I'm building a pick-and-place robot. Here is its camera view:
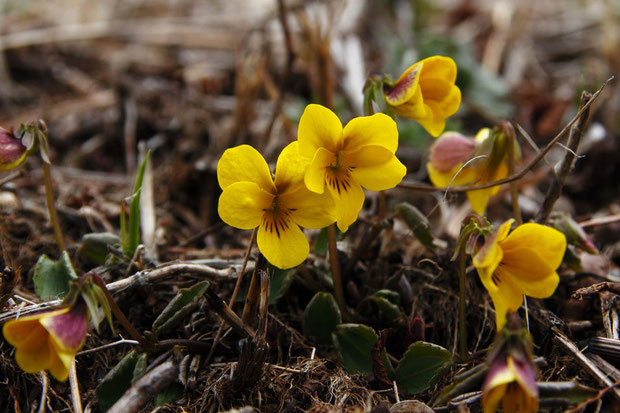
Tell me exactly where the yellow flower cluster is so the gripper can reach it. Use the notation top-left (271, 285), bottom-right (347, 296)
top-left (218, 105), bottom-right (407, 269)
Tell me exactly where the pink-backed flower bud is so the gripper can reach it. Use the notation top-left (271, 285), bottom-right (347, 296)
top-left (0, 127), bottom-right (28, 170)
top-left (429, 131), bottom-right (477, 173)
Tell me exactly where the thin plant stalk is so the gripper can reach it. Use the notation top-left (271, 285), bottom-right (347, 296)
top-left (328, 223), bottom-right (347, 318)
top-left (90, 274), bottom-right (150, 350)
top-left (68, 359), bottom-right (83, 413)
top-left (506, 125), bottom-right (522, 225)
top-left (459, 248), bottom-right (468, 361)
top-left (42, 162), bottom-right (65, 252)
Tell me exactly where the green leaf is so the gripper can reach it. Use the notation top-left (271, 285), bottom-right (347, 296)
top-left (314, 227), bottom-right (329, 255)
top-left (124, 150), bottom-right (150, 257)
top-left (97, 351), bottom-right (146, 412)
top-left (80, 232), bottom-right (121, 264)
top-left (33, 251), bottom-right (78, 301)
top-left (538, 381), bottom-right (597, 404)
top-left (152, 281), bottom-right (209, 336)
top-left (303, 292), bottom-right (342, 342)
top-left (235, 264), bottom-right (294, 305)
top-left (155, 382), bottom-right (184, 406)
top-left (395, 341), bottom-right (452, 394)
top-left (332, 323), bottom-right (378, 374)
top-left (396, 203), bottom-right (435, 250)
top-left (371, 294), bottom-right (403, 326)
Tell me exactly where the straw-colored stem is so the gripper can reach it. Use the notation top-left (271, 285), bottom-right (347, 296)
top-left (459, 248), bottom-right (468, 361)
top-left (68, 359), bottom-right (83, 413)
top-left (328, 223), bottom-right (347, 318)
top-left (42, 162), bottom-right (65, 252)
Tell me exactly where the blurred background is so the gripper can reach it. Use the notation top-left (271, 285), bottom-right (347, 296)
top-left (0, 0), bottom-right (618, 256)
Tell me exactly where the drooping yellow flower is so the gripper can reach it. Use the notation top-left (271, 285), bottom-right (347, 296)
top-left (297, 104), bottom-right (407, 232)
top-left (384, 56), bottom-right (461, 137)
top-left (218, 142), bottom-right (336, 269)
top-left (473, 219), bottom-right (566, 330)
top-left (482, 354), bottom-right (539, 413)
top-left (427, 128), bottom-right (514, 215)
top-left (3, 301), bottom-right (88, 381)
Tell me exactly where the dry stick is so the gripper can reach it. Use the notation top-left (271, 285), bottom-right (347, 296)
top-left (0, 169), bottom-right (22, 187)
top-left (241, 254), bottom-right (267, 324)
top-left (37, 372), bottom-right (48, 413)
top-left (552, 326), bottom-right (620, 402)
top-left (42, 162), bottom-right (66, 252)
top-left (107, 360), bottom-right (177, 413)
top-left (398, 77), bottom-right (611, 194)
top-left (536, 91), bottom-right (593, 224)
top-left (68, 359), bottom-right (82, 413)
top-left (204, 287), bottom-right (255, 339)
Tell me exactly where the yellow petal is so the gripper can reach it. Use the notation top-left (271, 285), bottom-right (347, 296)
top-left (350, 154), bottom-right (407, 191)
top-left (483, 384), bottom-right (508, 413)
top-left (480, 269), bottom-right (524, 330)
top-left (257, 217), bottom-right (309, 269)
top-left (298, 104), bottom-right (343, 157)
top-left (427, 162), bottom-right (476, 188)
top-left (217, 145), bottom-right (276, 193)
top-left (384, 62), bottom-right (422, 106)
top-left (304, 147), bottom-right (335, 194)
top-left (218, 182), bottom-right (274, 229)
top-left (279, 187), bottom-right (336, 229)
top-left (391, 87), bottom-right (428, 120)
top-left (416, 100), bottom-right (447, 137)
top-left (47, 341), bottom-right (72, 381)
top-left (328, 181), bottom-right (365, 232)
top-left (466, 187), bottom-right (494, 215)
top-left (418, 56), bottom-right (458, 83)
top-left (473, 219), bottom-right (513, 271)
top-left (274, 142), bottom-right (309, 193)
top-left (342, 113), bottom-right (399, 153)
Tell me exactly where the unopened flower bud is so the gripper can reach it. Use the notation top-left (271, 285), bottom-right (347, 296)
top-left (429, 132), bottom-right (477, 173)
top-left (551, 212), bottom-right (598, 254)
top-left (0, 127), bottom-right (28, 171)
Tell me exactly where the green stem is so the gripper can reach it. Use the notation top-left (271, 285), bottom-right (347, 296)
top-left (327, 223), bottom-right (348, 319)
top-left (459, 248), bottom-right (468, 361)
top-left (91, 274), bottom-right (151, 350)
top-left (42, 162), bottom-right (65, 252)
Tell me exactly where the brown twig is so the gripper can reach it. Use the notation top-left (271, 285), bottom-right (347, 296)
top-left (398, 78), bottom-right (611, 193)
top-left (107, 360), bottom-right (178, 413)
top-left (536, 91), bottom-right (592, 223)
top-left (204, 287), bottom-right (255, 339)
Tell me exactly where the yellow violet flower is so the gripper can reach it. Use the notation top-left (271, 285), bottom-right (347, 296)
top-left (297, 104), bottom-right (407, 232)
top-left (482, 354), bottom-right (538, 413)
top-left (384, 56), bottom-right (461, 137)
top-left (473, 219), bottom-right (566, 330)
top-left (3, 301), bottom-right (88, 381)
top-left (218, 142), bottom-right (336, 269)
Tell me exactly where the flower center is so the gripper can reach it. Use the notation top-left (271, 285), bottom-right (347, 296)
top-left (261, 197), bottom-right (294, 239)
top-left (326, 151), bottom-right (355, 194)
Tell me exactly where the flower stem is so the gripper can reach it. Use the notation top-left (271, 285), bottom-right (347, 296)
top-left (459, 247), bottom-right (468, 361)
top-left (90, 274), bottom-right (151, 350)
top-left (42, 162), bottom-right (65, 252)
top-left (327, 223), bottom-right (348, 319)
top-left (506, 124), bottom-right (522, 226)
top-left (68, 359), bottom-right (83, 413)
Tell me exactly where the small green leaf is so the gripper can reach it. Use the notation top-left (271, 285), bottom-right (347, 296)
top-left (152, 281), bottom-right (209, 336)
top-left (314, 228), bottom-right (328, 255)
top-left (155, 382), bottom-right (184, 406)
top-left (332, 323), bottom-right (378, 374)
top-left (97, 351), bottom-right (146, 412)
top-left (33, 251), bottom-right (78, 300)
top-left (396, 203), bottom-right (435, 250)
top-left (132, 353), bottom-right (147, 384)
top-left (124, 150), bottom-right (150, 257)
top-left (80, 232), bottom-right (121, 264)
top-left (303, 292), bottom-right (342, 342)
top-left (538, 381), bottom-right (597, 404)
top-left (371, 296), bottom-right (403, 326)
top-left (395, 341), bottom-right (452, 394)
